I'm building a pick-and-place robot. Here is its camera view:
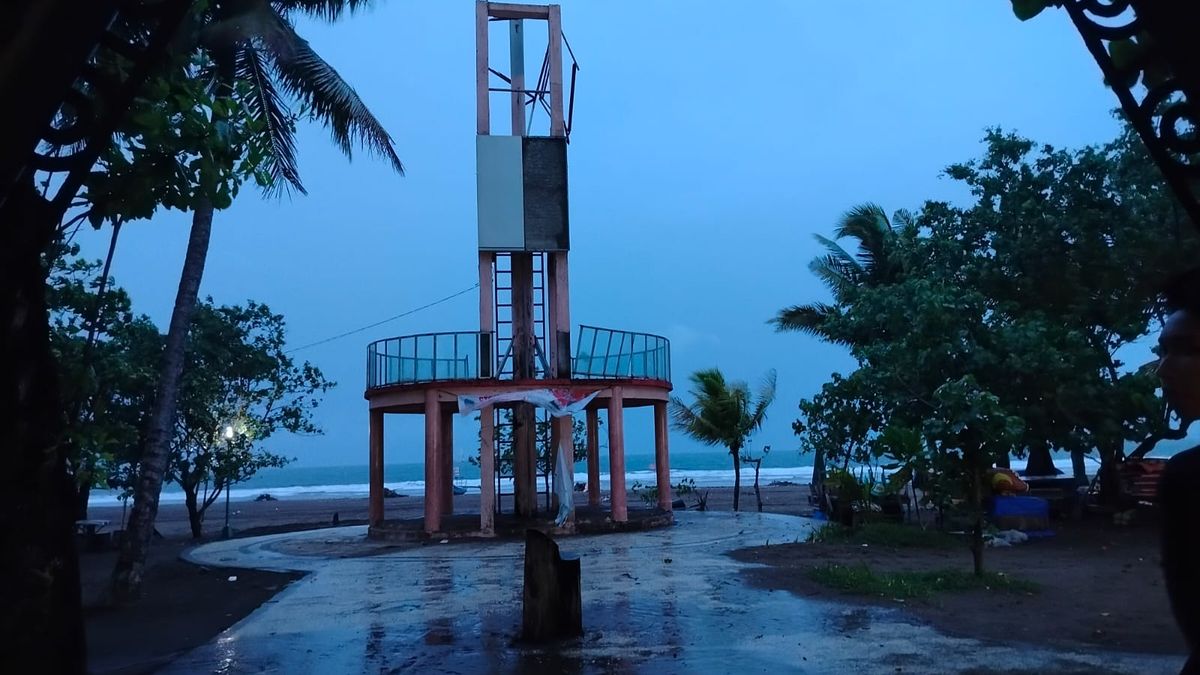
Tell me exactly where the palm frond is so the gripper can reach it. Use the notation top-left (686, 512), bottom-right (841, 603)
top-left (808, 254), bottom-right (858, 297)
top-left (835, 202), bottom-right (892, 273)
top-left (669, 396), bottom-right (723, 445)
top-left (835, 202), bottom-right (890, 242)
top-left (769, 302), bottom-right (843, 340)
top-left (268, 17), bottom-right (404, 174)
top-left (236, 45), bottom-right (305, 194)
top-left (272, 0), bottom-right (374, 22)
top-left (748, 369), bottom-right (777, 431)
top-left (813, 234), bottom-right (862, 273)
top-left (690, 368), bottom-right (729, 403)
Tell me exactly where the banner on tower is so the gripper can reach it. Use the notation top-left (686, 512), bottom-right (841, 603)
top-left (457, 388), bottom-right (599, 417)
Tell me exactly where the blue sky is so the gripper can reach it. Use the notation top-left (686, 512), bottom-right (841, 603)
top-left (76, 1), bottom-right (1129, 467)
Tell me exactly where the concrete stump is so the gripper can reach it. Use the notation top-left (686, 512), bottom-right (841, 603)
top-left (521, 529), bottom-right (582, 642)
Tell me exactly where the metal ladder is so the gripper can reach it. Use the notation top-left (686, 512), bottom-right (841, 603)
top-left (493, 252), bottom-right (549, 379)
top-left (491, 252), bottom-right (550, 514)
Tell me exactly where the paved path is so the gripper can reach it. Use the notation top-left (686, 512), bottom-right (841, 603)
top-left (166, 512), bottom-right (1184, 674)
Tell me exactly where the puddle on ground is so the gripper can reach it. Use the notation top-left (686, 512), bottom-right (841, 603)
top-left (831, 607), bottom-right (873, 634)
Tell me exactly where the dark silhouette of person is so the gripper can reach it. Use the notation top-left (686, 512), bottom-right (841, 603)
top-left (1157, 270), bottom-right (1200, 674)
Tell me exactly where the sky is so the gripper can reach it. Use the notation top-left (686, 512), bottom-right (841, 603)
top-left (75, 1), bottom-right (1132, 468)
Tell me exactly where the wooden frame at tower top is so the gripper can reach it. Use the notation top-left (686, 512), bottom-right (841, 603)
top-left (476, 2), bottom-right (565, 138)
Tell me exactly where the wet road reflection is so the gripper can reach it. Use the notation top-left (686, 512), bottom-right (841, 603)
top-left (164, 512), bottom-right (1183, 675)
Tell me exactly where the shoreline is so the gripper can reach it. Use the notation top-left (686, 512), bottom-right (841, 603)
top-left (83, 456), bottom-right (1103, 508)
top-left (85, 484), bottom-right (815, 540)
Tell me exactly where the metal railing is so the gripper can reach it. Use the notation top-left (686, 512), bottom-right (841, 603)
top-left (366, 325), bottom-right (672, 389)
top-left (571, 324), bottom-right (671, 382)
top-left (367, 331), bottom-right (491, 389)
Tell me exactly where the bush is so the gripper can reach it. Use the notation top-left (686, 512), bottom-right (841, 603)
top-left (807, 522), bottom-right (960, 549)
top-left (631, 478), bottom-right (697, 505)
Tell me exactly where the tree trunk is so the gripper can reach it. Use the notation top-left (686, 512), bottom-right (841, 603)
top-left (1095, 439), bottom-right (1124, 508)
top-left (75, 481), bottom-right (92, 522)
top-left (75, 220), bottom-right (122, 401)
top-left (731, 449), bottom-right (741, 512)
top-left (184, 487), bottom-right (203, 540)
top-left (970, 463), bottom-right (985, 576)
top-left (752, 459), bottom-right (763, 512)
top-left (1070, 448), bottom-right (1089, 487)
top-left (112, 198), bottom-right (214, 601)
top-left (812, 444), bottom-right (826, 494)
top-left (0, 180), bottom-right (86, 673)
top-left (1024, 445), bottom-right (1059, 476)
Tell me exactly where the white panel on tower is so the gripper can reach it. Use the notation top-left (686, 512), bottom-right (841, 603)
top-left (476, 135), bottom-right (525, 251)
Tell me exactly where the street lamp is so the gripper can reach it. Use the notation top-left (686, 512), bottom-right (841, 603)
top-left (222, 424), bottom-right (234, 539)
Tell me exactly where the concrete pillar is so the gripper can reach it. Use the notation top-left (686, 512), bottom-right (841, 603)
top-left (369, 409), bottom-right (384, 526)
top-left (479, 251), bottom-right (495, 377)
top-left (513, 405), bottom-right (537, 517)
top-left (607, 387), bottom-right (627, 522)
top-left (441, 408), bottom-right (455, 515)
top-left (586, 407), bottom-right (600, 507)
top-left (480, 406), bottom-right (495, 534)
top-left (654, 401), bottom-right (672, 512)
top-left (548, 251), bottom-right (571, 377)
top-left (424, 389), bottom-right (442, 534)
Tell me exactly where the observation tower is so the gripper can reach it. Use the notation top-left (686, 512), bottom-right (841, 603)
top-left (364, 2), bottom-right (674, 538)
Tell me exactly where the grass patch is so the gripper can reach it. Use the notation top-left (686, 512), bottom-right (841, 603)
top-left (807, 563), bottom-right (1038, 599)
top-left (806, 522), bottom-right (960, 548)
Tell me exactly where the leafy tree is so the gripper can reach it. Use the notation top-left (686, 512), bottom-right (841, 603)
top-left (111, 59), bottom-right (281, 599)
top-left (46, 248), bottom-right (161, 520)
top-left (779, 126), bottom-right (1197, 526)
top-left (115, 0), bottom-right (403, 600)
top-left (920, 126), bottom-right (1194, 489)
top-left (669, 368), bottom-right (777, 512)
top-left (169, 300), bottom-right (332, 538)
top-left (794, 371), bottom-right (881, 500)
top-left (922, 377), bottom-right (1024, 575)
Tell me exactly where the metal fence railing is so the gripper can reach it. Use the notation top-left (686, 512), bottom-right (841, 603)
top-left (571, 324), bottom-right (671, 382)
top-left (366, 325), bottom-right (671, 389)
top-left (367, 331), bottom-right (491, 389)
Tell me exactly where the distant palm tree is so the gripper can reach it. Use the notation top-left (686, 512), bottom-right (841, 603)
top-left (770, 203), bottom-right (906, 342)
top-left (113, 0), bottom-right (403, 601)
top-left (670, 368), bottom-right (777, 512)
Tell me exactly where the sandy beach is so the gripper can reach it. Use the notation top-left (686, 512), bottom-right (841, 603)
top-left (84, 484), bottom-right (815, 540)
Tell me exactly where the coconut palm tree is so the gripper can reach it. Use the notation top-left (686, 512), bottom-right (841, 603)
top-left (770, 203), bottom-right (906, 342)
top-left (669, 368), bottom-right (777, 512)
top-left (113, 0), bottom-right (403, 601)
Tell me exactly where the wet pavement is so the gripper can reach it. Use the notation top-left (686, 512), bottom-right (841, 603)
top-left (166, 512), bottom-right (1184, 674)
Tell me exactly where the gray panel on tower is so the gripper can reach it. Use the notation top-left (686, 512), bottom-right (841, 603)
top-left (522, 137), bottom-right (570, 251)
top-left (476, 135), bottom-right (525, 251)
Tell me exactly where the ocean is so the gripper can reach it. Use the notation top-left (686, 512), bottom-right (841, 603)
top-left (86, 450), bottom-right (1106, 507)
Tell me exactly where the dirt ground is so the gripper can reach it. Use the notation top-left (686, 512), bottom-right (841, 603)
top-left (730, 513), bottom-right (1188, 656)
top-left (80, 540), bottom-right (304, 675)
